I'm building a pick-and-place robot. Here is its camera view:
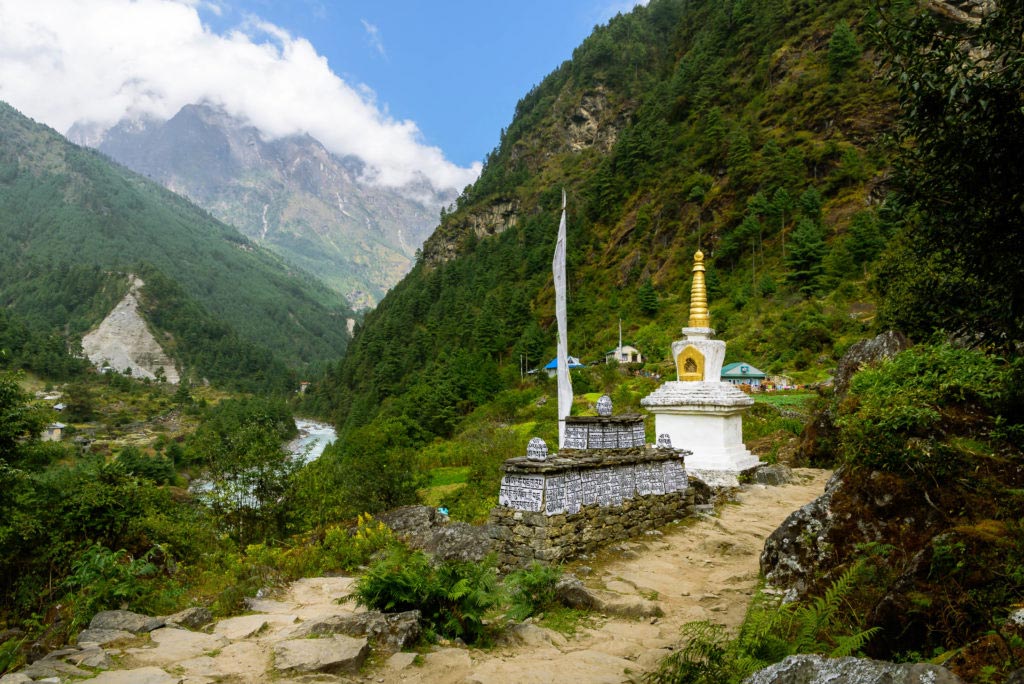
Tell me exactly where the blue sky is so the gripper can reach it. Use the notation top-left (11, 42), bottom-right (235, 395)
top-left (0, 0), bottom-right (643, 191)
top-left (203, 1), bottom-right (640, 166)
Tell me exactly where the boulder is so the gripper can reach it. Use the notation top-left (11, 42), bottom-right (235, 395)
top-left (552, 575), bottom-right (663, 617)
top-left (294, 610), bottom-right (421, 652)
top-left (17, 659), bottom-right (91, 680)
top-left (272, 635), bottom-right (369, 675)
top-left (752, 464), bottom-right (793, 486)
top-left (164, 607), bottom-right (212, 630)
top-left (833, 330), bottom-right (911, 398)
top-left (760, 471), bottom-right (842, 600)
top-left (553, 575), bottom-right (602, 611)
top-left (84, 666), bottom-right (182, 684)
top-left (89, 610), bottom-right (165, 634)
top-left (0, 674), bottom-right (33, 684)
top-left (743, 654), bottom-right (963, 683)
top-left (75, 628), bottom-right (137, 647)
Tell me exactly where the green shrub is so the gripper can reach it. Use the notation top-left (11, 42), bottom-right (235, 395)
top-left (352, 546), bottom-right (501, 644)
top-left (505, 562), bottom-right (563, 621)
top-left (836, 344), bottom-right (1014, 476)
top-left (320, 514), bottom-right (396, 572)
top-left (646, 562), bottom-right (878, 683)
top-left (60, 543), bottom-right (162, 632)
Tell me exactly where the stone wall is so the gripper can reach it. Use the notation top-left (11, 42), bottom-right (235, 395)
top-left (488, 447), bottom-right (695, 568)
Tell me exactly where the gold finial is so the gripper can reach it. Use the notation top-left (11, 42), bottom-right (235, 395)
top-left (688, 250), bottom-right (710, 328)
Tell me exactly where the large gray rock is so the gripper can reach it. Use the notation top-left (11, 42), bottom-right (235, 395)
top-left (84, 666), bottom-right (182, 684)
top-left (89, 609), bottom-right (165, 634)
top-left (17, 659), bottom-right (91, 680)
top-left (295, 610), bottom-right (421, 652)
top-left (75, 628), bottom-right (137, 647)
top-left (272, 635), bottom-right (369, 675)
top-left (753, 464), bottom-right (793, 486)
top-left (743, 654), bottom-right (963, 683)
top-left (0, 673), bottom-right (33, 683)
top-left (378, 505), bottom-right (495, 563)
top-left (833, 330), bottom-right (911, 398)
top-left (554, 575), bottom-right (602, 611)
top-left (553, 575), bottom-right (663, 617)
top-left (164, 606), bottom-right (212, 630)
top-left (760, 471), bottom-right (842, 600)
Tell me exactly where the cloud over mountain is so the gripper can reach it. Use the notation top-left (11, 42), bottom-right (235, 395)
top-left (0, 0), bottom-right (480, 191)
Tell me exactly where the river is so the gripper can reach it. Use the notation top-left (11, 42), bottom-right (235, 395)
top-left (287, 418), bottom-right (337, 463)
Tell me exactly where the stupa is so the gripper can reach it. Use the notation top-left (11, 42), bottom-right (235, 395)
top-left (640, 250), bottom-right (760, 486)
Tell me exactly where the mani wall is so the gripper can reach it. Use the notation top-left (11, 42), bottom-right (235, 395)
top-left (488, 412), bottom-right (695, 568)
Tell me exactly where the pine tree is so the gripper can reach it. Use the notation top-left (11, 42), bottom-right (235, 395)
top-left (786, 218), bottom-right (826, 296)
top-left (637, 280), bottom-right (659, 316)
top-left (828, 20), bottom-right (861, 81)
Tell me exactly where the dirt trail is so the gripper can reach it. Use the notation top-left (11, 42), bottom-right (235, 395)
top-left (75, 469), bottom-right (829, 684)
top-left (392, 468), bottom-right (830, 684)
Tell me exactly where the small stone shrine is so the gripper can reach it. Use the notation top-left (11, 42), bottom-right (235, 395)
top-left (488, 397), bottom-right (694, 568)
top-left (641, 251), bottom-right (760, 487)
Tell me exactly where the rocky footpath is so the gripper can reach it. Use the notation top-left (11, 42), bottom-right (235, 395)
top-left (3, 470), bottom-right (833, 684)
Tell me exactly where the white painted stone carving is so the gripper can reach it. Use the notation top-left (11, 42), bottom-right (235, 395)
top-left (526, 437), bottom-right (549, 462)
top-left (596, 395), bottom-right (613, 417)
top-left (499, 474), bottom-right (545, 512)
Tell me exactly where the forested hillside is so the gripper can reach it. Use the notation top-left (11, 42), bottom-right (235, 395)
top-left (314, 0), bottom-right (894, 436)
top-left (0, 102), bottom-right (352, 384)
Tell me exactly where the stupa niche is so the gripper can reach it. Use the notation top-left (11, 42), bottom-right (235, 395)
top-left (641, 250), bottom-right (760, 487)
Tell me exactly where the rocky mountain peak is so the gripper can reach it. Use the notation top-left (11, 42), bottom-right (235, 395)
top-left (68, 103), bottom-right (450, 308)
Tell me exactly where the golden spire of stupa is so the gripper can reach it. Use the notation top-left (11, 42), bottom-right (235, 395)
top-left (687, 250), bottom-right (710, 328)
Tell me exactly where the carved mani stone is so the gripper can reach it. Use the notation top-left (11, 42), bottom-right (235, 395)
top-left (657, 433), bottom-right (673, 449)
top-left (526, 437), bottom-right (549, 462)
top-left (596, 395), bottom-right (613, 417)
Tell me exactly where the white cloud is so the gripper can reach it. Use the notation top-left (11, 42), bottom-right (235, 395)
top-left (360, 19), bottom-right (386, 58)
top-left (0, 0), bottom-right (480, 191)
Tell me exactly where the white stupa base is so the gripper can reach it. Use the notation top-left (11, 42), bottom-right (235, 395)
top-left (641, 381), bottom-right (761, 488)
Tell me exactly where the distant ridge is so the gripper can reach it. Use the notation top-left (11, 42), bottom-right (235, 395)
top-left (71, 103), bottom-right (454, 308)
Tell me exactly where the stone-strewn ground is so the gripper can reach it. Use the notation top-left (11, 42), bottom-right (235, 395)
top-left (4, 469), bottom-right (830, 684)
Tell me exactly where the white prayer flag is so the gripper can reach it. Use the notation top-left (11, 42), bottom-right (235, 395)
top-left (553, 189), bottom-right (573, 448)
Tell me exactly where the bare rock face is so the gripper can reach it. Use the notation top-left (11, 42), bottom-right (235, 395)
top-left (760, 471), bottom-right (842, 600)
top-left (565, 89), bottom-right (620, 152)
top-left (833, 330), bottom-right (911, 397)
top-left (743, 654), bottom-right (964, 683)
top-left (378, 505), bottom-right (495, 563)
top-left (81, 277), bottom-right (179, 384)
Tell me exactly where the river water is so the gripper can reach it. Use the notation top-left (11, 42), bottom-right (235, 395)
top-left (287, 418), bottom-right (338, 463)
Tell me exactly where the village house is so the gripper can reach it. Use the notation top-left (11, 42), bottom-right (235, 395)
top-left (721, 362), bottom-right (767, 387)
top-left (604, 344), bottom-right (643, 364)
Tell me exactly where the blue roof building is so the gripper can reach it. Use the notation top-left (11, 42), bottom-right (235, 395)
top-left (544, 356), bottom-right (584, 377)
top-left (721, 362), bottom-right (767, 387)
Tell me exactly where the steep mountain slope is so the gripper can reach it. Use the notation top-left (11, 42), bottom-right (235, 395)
top-left (314, 0), bottom-right (894, 435)
top-left (71, 104), bottom-right (450, 308)
top-left (0, 101), bottom-right (351, 381)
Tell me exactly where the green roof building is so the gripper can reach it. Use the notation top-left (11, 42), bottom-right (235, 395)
top-left (721, 362), bottom-right (767, 387)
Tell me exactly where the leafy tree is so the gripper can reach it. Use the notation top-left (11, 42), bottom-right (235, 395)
top-left (0, 375), bottom-right (46, 463)
top-left (875, 2), bottom-right (1024, 347)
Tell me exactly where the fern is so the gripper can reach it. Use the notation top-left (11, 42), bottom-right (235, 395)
top-left (648, 562), bottom-right (881, 683)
